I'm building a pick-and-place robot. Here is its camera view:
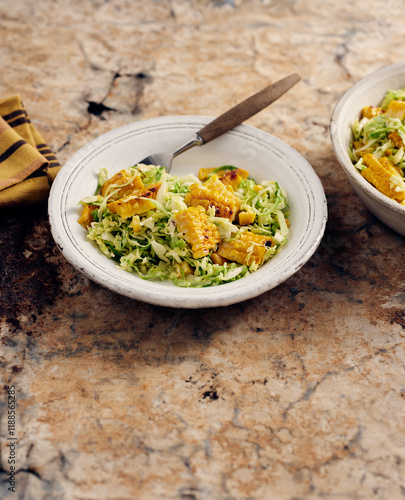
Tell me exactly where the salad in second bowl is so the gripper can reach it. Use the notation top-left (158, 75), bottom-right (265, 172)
top-left (350, 88), bottom-right (405, 205)
top-left (78, 164), bottom-right (290, 287)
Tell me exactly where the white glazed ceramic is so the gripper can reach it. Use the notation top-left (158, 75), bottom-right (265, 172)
top-left (49, 116), bottom-right (327, 308)
top-left (330, 61), bottom-right (405, 236)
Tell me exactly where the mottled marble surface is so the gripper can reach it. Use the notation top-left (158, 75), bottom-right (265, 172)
top-left (1, 1), bottom-right (405, 499)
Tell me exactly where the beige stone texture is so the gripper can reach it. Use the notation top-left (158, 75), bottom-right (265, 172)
top-left (0, 1), bottom-right (405, 499)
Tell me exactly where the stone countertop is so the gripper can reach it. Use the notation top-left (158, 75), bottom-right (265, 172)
top-left (1, 1), bottom-right (404, 499)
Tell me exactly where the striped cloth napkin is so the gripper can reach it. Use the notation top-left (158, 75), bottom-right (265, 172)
top-left (0, 95), bottom-right (61, 207)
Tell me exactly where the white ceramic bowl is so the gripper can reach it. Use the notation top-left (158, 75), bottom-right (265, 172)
top-left (49, 116), bottom-right (327, 308)
top-left (330, 61), bottom-right (405, 236)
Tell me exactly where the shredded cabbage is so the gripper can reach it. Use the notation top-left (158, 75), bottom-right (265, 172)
top-left (349, 89), bottom-right (405, 195)
top-left (78, 164), bottom-right (290, 287)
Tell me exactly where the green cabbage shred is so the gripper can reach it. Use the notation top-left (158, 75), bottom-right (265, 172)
top-left (350, 89), bottom-right (405, 177)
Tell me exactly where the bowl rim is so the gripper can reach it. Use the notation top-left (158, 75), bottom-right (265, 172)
top-left (49, 115), bottom-right (328, 308)
top-left (330, 61), bottom-right (405, 216)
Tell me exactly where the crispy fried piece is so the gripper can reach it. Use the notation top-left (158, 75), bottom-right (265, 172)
top-left (173, 206), bottom-right (221, 259)
top-left (385, 100), bottom-right (405, 120)
top-left (362, 153), bottom-right (405, 204)
top-left (100, 169), bottom-right (144, 200)
top-left (388, 131), bottom-right (403, 149)
top-left (184, 175), bottom-right (241, 221)
top-left (361, 106), bottom-right (383, 119)
top-left (107, 182), bottom-right (162, 218)
top-left (217, 231), bottom-right (273, 267)
top-left (198, 167), bottom-right (249, 189)
top-left (238, 211), bottom-right (256, 226)
top-left (78, 204), bottom-right (98, 228)
top-left (218, 168), bottom-right (249, 189)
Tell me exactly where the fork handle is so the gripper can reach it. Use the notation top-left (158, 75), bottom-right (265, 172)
top-left (196, 73), bottom-right (301, 144)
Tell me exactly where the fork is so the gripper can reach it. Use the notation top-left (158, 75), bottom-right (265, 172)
top-left (137, 73), bottom-right (301, 171)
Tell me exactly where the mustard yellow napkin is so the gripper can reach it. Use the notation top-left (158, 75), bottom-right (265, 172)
top-left (0, 95), bottom-right (61, 207)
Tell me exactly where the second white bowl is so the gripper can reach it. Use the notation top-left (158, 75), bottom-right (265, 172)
top-left (330, 61), bottom-right (405, 236)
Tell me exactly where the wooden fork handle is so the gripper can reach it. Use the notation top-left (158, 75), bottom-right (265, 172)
top-left (197, 73), bottom-right (301, 144)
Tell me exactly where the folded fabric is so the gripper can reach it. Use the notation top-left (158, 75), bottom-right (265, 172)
top-left (0, 94), bottom-right (61, 207)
